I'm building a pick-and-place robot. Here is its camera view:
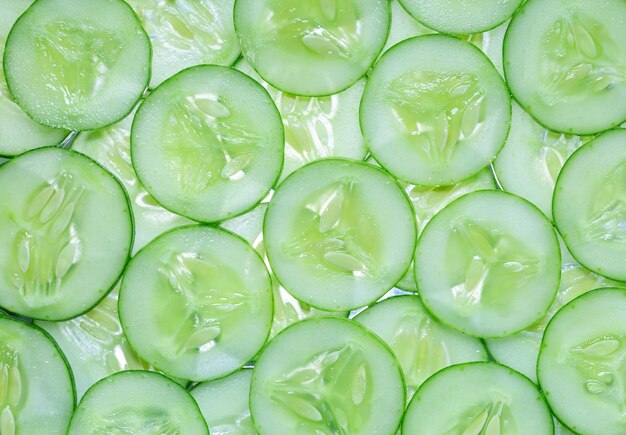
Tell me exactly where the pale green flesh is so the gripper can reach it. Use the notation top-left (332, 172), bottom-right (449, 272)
top-left (234, 0), bottom-right (389, 96)
top-left (251, 317), bottom-right (405, 434)
top-left (415, 190), bottom-right (561, 337)
top-left (68, 371), bottom-right (207, 435)
top-left (119, 225), bottom-right (273, 381)
top-left (131, 65), bottom-right (284, 223)
top-left (0, 148), bottom-right (132, 320)
top-left (402, 363), bottom-right (553, 435)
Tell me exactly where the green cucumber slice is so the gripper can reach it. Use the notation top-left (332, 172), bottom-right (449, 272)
top-left (67, 371), bottom-right (207, 434)
top-left (354, 295), bottom-right (488, 399)
top-left (234, 0), bottom-right (390, 96)
top-left (415, 190), bottom-right (561, 337)
top-left (0, 316), bottom-right (75, 435)
top-left (0, 147), bottom-right (133, 320)
top-left (119, 225), bottom-right (273, 381)
top-left (250, 317), bottom-right (405, 434)
top-left (402, 362), bottom-right (553, 435)
top-left (264, 159), bottom-right (416, 311)
top-left (553, 129), bottom-right (626, 281)
top-left (361, 35), bottom-right (511, 186)
top-left (538, 288), bottom-right (626, 435)
top-left (3, 0), bottom-right (151, 131)
top-left (190, 369), bottom-right (255, 435)
top-left (131, 65), bottom-right (284, 223)
top-left (504, 0), bottom-right (626, 134)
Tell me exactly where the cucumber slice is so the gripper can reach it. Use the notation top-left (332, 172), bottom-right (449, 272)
top-left (504, 0), bottom-right (626, 134)
top-left (402, 362), bottom-right (553, 435)
top-left (264, 159), bottom-right (416, 311)
top-left (190, 369), bottom-right (255, 435)
top-left (234, 0), bottom-right (390, 96)
top-left (361, 35), bottom-right (511, 186)
top-left (415, 190), bottom-right (561, 337)
top-left (236, 59), bottom-right (367, 181)
top-left (119, 225), bottom-right (273, 381)
top-left (0, 147), bottom-right (133, 320)
top-left (398, 0), bottom-right (523, 34)
top-left (538, 288), bottom-right (626, 435)
top-left (131, 65), bottom-right (284, 223)
top-left (553, 129), bottom-right (626, 281)
top-left (0, 316), bottom-right (75, 435)
top-left (250, 317), bottom-right (405, 434)
top-left (67, 371), bottom-right (207, 434)
top-left (382, 0), bottom-right (433, 54)
top-left (3, 0), bottom-right (151, 131)
top-left (354, 295), bottom-right (488, 399)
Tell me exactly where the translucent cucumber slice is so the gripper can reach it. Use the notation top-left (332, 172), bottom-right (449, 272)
top-left (361, 35), bottom-right (510, 186)
top-left (0, 316), bottom-right (75, 435)
top-left (553, 130), bottom-right (626, 281)
top-left (504, 0), bottom-right (626, 134)
top-left (264, 159), bottom-right (416, 311)
top-left (190, 369), bottom-right (255, 435)
top-left (354, 295), bottom-right (487, 399)
top-left (486, 264), bottom-right (624, 382)
top-left (415, 190), bottom-right (561, 337)
top-left (72, 111), bottom-right (192, 253)
top-left (0, 147), bottom-right (133, 320)
top-left (67, 371), bottom-right (207, 434)
top-left (3, 0), bottom-right (151, 131)
top-left (538, 288), bottom-right (626, 435)
top-left (128, 0), bottom-right (240, 87)
top-left (119, 225), bottom-right (273, 381)
top-left (250, 317), bottom-right (405, 434)
top-left (131, 65), bottom-right (284, 223)
top-left (402, 362), bottom-right (553, 435)
top-left (234, 0), bottom-right (390, 96)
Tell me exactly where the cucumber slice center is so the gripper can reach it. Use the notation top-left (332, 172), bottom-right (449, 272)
top-left (451, 398), bottom-right (514, 435)
top-left (0, 342), bottom-right (24, 434)
top-left (94, 407), bottom-right (180, 434)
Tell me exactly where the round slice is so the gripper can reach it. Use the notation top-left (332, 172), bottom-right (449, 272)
top-left (68, 371), bottom-right (207, 434)
top-left (119, 225), bottom-right (273, 381)
top-left (553, 129), bottom-right (626, 281)
top-left (264, 159), bottom-right (416, 311)
top-left (234, 0), bottom-right (390, 96)
top-left (402, 362), bottom-right (553, 434)
top-left (504, 0), bottom-right (626, 134)
top-left (3, 0), bottom-right (151, 131)
top-left (131, 65), bottom-right (284, 223)
top-left (361, 35), bottom-right (510, 186)
top-left (415, 190), bottom-right (561, 337)
top-left (251, 317), bottom-right (405, 434)
top-left (538, 288), bottom-right (626, 435)
top-left (0, 147), bottom-right (133, 320)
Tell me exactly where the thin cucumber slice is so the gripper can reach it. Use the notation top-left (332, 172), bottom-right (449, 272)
top-left (0, 316), bottom-right (75, 435)
top-left (264, 159), bottom-right (416, 311)
top-left (553, 129), bottom-right (626, 281)
top-left (72, 110), bottom-right (192, 253)
top-left (361, 35), bottom-right (511, 186)
top-left (486, 264), bottom-right (624, 382)
top-left (119, 225), bottom-right (273, 381)
top-left (250, 317), bottom-right (405, 434)
top-left (402, 362), bottom-right (553, 435)
top-left (354, 295), bottom-right (488, 399)
top-left (382, 0), bottom-right (433, 54)
top-left (495, 103), bottom-right (592, 219)
top-left (131, 65), bottom-right (284, 223)
top-left (128, 0), bottom-right (240, 87)
top-left (234, 0), bottom-right (390, 96)
top-left (0, 147), bottom-right (133, 320)
top-left (190, 369), bottom-right (255, 435)
top-left (415, 190), bottom-right (561, 337)
top-left (67, 371), bottom-right (207, 434)
top-left (538, 288), bottom-right (626, 435)
top-left (3, 0), bottom-right (151, 131)
top-left (399, 0), bottom-right (523, 34)
top-left (504, 0), bottom-right (626, 134)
